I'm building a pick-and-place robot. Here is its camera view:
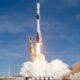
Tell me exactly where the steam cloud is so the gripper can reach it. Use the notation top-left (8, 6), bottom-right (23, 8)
top-left (20, 53), bottom-right (70, 79)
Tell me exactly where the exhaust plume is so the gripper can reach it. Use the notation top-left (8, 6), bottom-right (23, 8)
top-left (20, 53), bottom-right (70, 79)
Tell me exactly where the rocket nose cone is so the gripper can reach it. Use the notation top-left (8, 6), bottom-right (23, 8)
top-left (37, 2), bottom-right (40, 10)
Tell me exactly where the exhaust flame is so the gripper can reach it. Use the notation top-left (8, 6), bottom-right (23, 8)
top-left (36, 43), bottom-right (41, 54)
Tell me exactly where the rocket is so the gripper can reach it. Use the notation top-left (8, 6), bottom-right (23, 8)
top-left (37, 2), bottom-right (42, 43)
top-left (28, 2), bottom-right (42, 62)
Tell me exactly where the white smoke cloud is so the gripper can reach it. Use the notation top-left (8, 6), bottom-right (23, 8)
top-left (20, 53), bottom-right (70, 79)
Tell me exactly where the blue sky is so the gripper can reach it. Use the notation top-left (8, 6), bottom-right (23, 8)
top-left (0, 0), bottom-right (80, 75)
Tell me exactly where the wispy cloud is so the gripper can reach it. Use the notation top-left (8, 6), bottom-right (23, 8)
top-left (0, 40), bottom-right (28, 60)
top-left (40, 0), bottom-right (46, 4)
top-left (0, 49), bottom-right (26, 59)
top-left (76, 14), bottom-right (80, 18)
top-left (0, 14), bottom-right (36, 33)
top-left (49, 0), bottom-right (79, 9)
top-left (55, 0), bottom-right (79, 7)
top-left (63, 0), bottom-right (79, 6)
top-left (40, 0), bottom-right (79, 6)
top-left (41, 19), bottom-right (68, 34)
top-left (0, 15), bottom-right (10, 19)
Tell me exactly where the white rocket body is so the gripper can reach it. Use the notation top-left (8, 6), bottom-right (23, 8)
top-left (37, 2), bottom-right (42, 43)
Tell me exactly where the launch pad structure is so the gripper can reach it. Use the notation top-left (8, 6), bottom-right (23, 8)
top-left (24, 77), bottom-right (70, 80)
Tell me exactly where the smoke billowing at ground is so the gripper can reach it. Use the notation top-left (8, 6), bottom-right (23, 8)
top-left (62, 62), bottom-right (80, 80)
top-left (20, 55), bottom-right (80, 79)
top-left (71, 62), bottom-right (80, 74)
top-left (20, 53), bottom-right (70, 79)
